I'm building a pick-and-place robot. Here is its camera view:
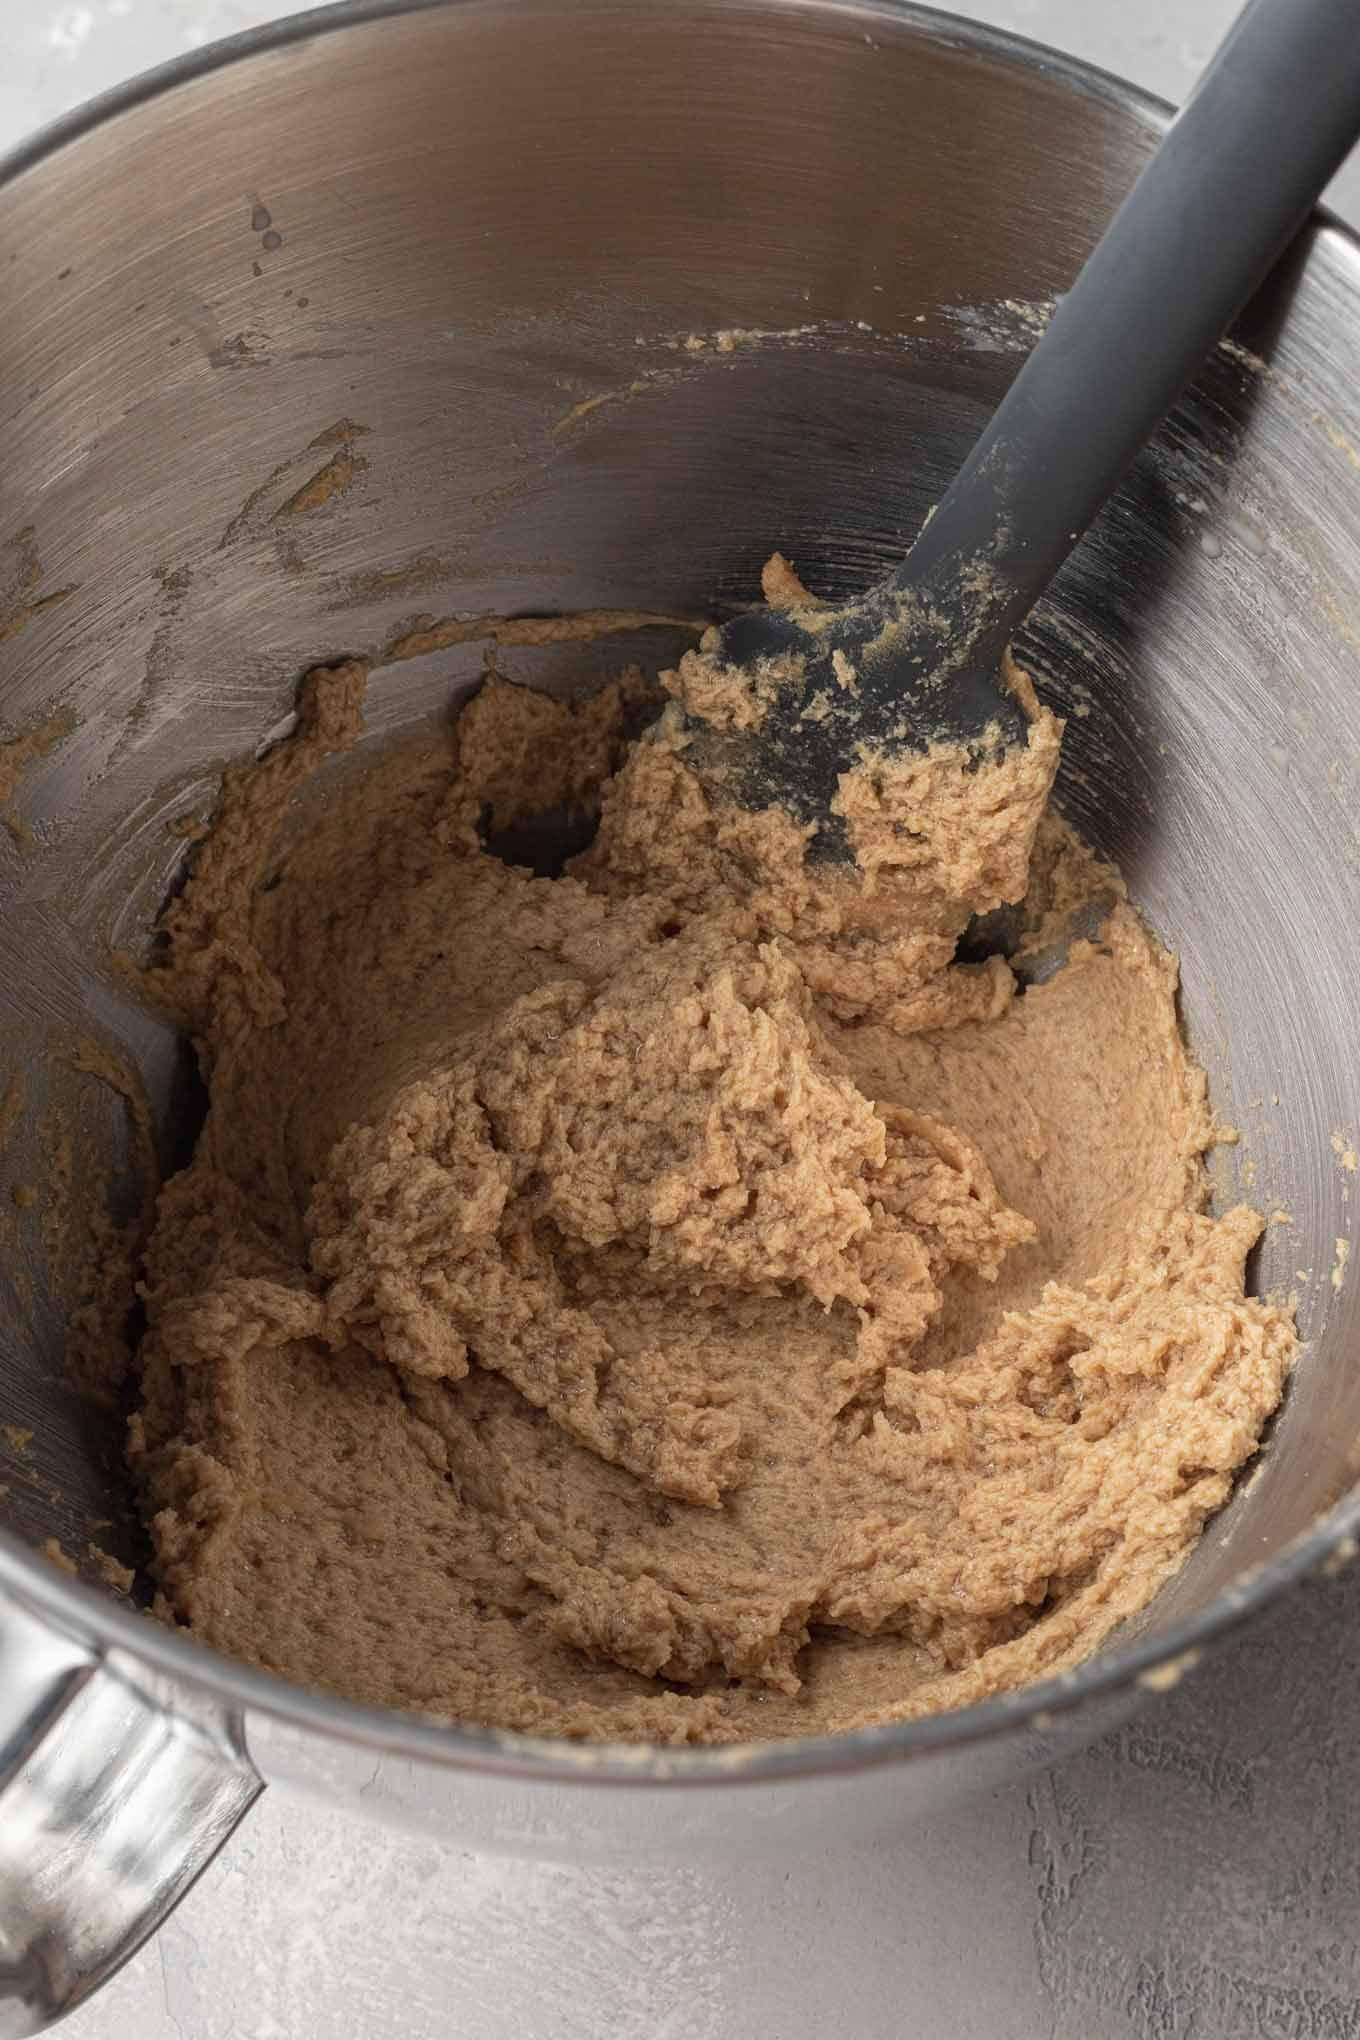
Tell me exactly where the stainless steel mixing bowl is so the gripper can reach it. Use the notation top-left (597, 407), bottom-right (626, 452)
top-left (2, 0), bottom-right (1360, 2028)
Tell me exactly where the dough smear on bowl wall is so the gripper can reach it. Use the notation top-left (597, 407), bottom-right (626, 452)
top-left (123, 563), bottom-right (1295, 1746)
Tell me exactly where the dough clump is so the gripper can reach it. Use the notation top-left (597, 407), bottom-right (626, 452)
top-left (128, 595), bottom-right (1294, 1742)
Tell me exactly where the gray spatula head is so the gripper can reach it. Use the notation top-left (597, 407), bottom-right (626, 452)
top-left (674, 574), bottom-right (1029, 862)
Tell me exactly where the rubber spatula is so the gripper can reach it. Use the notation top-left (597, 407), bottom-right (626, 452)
top-left (681, 0), bottom-right (1360, 859)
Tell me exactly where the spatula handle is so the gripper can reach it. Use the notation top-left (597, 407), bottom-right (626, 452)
top-left (895, 0), bottom-right (1360, 643)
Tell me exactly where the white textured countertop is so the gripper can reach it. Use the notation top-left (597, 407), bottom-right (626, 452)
top-left (9, 5), bottom-right (1360, 2036)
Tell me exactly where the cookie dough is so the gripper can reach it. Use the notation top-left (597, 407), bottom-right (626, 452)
top-left (128, 598), bottom-right (1295, 1743)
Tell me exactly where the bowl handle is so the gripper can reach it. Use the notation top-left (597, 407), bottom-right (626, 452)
top-left (0, 1583), bottom-right (261, 2035)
